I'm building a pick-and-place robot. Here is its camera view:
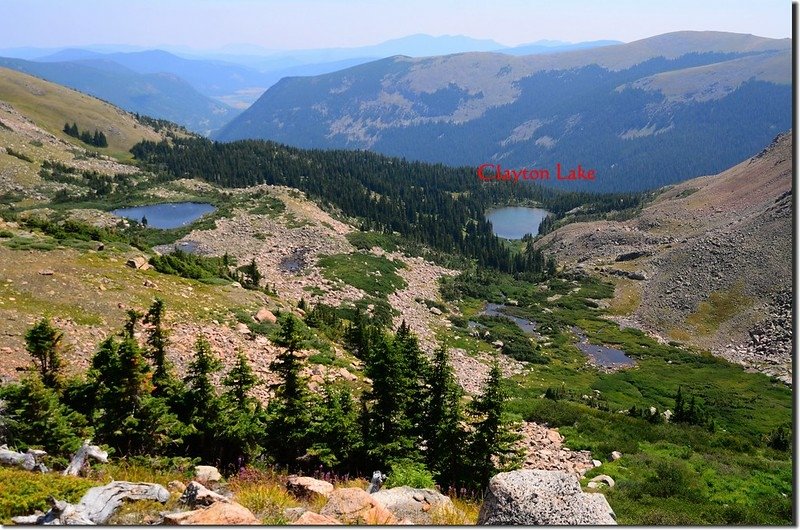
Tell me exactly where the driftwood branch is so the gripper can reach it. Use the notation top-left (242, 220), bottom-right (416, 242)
top-left (63, 440), bottom-right (108, 476)
top-left (11, 481), bottom-right (170, 525)
top-left (0, 444), bottom-right (48, 472)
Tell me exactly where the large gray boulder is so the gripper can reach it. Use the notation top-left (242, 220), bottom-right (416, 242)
top-left (371, 485), bottom-right (456, 524)
top-left (477, 470), bottom-right (616, 525)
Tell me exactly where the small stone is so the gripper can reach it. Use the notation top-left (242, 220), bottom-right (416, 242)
top-left (291, 511), bottom-right (342, 525)
top-left (254, 308), bottom-right (277, 323)
top-left (592, 474), bottom-right (615, 488)
top-left (168, 480), bottom-right (186, 493)
top-left (126, 257), bottom-right (148, 269)
top-left (286, 476), bottom-right (334, 498)
top-left (194, 465), bottom-right (222, 483)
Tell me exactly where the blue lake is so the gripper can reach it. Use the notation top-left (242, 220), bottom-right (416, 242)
top-left (485, 207), bottom-right (550, 240)
top-left (112, 202), bottom-right (216, 229)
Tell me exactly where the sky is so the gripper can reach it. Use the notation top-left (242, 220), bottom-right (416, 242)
top-left (0, 0), bottom-right (792, 51)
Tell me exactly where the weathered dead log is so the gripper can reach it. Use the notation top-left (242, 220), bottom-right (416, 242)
top-left (0, 444), bottom-right (48, 472)
top-left (63, 440), bottom-right (108, 476)
top-left (10, 481), bottom-right (170, 525)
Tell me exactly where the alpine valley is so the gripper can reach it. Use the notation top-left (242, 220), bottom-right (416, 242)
top-left (0, 26), bottom-right (793, 527)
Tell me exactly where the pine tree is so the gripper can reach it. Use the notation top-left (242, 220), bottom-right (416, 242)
top-left (361, 332), bottom-right (418, 467)
top-left (308, 381), bottom-right (361, 471)
top-left (467, 360), bottom-right (523, 489)
top-left (674, 386), bottom-right (685, 422)
top-left (89, 334), bottom-right (172, 456)
top-left (183, 336), bottom-right (224, 461)
top-left (219, 351), bottom-right (265, 469)
top-left (265, 314), bottom-right (313, 467)
top-left (143, 298), bottom-right (180, 398)
top-left (122, 309), bottom-right (142, 340)
top-left (242, 258), bottom-right (261, 288)
top-left (0, 374), bottom-right (90, 456)
top-left (393, 321), bottom-right (429, 452)
top-left (425, 345), bottom-right (466, 489)
top-left (24, 318), bottom-right (66, 390)
top-left (92, 130), bottom-right (108, 148)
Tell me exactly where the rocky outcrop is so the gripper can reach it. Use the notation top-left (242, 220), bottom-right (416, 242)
top-left (320, 487), bottom-right (397, 525)
top-left (126, 256), bottom-right (150, 270)
top-left (515, 421), bottom-right (596, 476)
top-left (477, 470), bottom-right (616, 525)
top-left (372, 486), bottom-right (456, 525)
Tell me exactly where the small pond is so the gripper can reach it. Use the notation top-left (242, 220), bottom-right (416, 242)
top-left (481, 303), bottom-right (537, 334)
top-left (111, 202), bottom-right (216, 229)
top-left (572, 327), bottom-right (636, 368)
top-left (485, 207), bottom-right (550, 240)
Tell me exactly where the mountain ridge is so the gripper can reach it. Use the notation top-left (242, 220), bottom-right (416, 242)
top-left (215, 31), bottom-right (790, 192)
top-left (0, 56), bottom-right (238, 135)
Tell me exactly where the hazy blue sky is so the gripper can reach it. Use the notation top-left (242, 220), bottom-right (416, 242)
top-left (1, 0), bottom-right (791, 50)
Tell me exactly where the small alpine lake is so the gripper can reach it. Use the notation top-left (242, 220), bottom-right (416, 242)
top-left (111, 202), bottom-right (216, 229)
top-left (485, 206), bottom-right (550, 240)
top-left (572, 326), bottom-right (636, 368)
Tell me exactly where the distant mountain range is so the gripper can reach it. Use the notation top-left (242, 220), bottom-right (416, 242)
top-left (215, 31), bottom-right (791, 192)
top-left (0, 35), bottom-right (622, 112)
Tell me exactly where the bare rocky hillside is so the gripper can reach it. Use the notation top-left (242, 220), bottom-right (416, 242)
top-left (536, 131), bottom-right (792, 383)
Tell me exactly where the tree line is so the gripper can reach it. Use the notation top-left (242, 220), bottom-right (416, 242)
top-left (63, 122), bottom-right (108, 148)
top-left (0, 299), bottom-right (521, 493)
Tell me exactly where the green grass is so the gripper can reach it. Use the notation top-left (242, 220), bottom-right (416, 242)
top-left (686, 284), bottom-right (752, 335)
top-left (346, 231), bottom-right (401, 252)
top-left (302, 285), bottom-right (326, 296)
top-left (674, 187), bottom-right (700, 199)
top-left (249, 196), bottom-right (286, 217)
top-left (317, 252), bottom-right (406, 298)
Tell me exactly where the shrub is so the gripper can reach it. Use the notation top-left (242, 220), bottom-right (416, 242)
top-left (0, 469), bottom-right (99, 524)
top-left (765, 425), bottom-right (791, 451)
top-left (385, 460), bottom-right (436, 489)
